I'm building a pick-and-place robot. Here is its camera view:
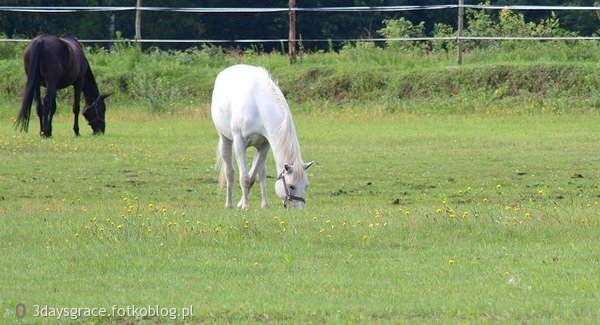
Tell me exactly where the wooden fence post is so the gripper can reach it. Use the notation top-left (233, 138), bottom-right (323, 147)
top-left (135, 0), bottom-right (142, 46)
top-left (108, 0), bottom-right (116, 50)
top-left (288, 0), bottom-right (297, 63)
top-left (457, 0), bottom-right (464, 65)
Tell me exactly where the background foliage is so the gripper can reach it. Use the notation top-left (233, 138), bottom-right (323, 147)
top-left (0, 0), bottom-right (599, 51)
top-left (1, 6), bottom-right (600, 116)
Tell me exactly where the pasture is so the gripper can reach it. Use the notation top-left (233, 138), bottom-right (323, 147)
top-left (1, 106), bottom-right (599, 323)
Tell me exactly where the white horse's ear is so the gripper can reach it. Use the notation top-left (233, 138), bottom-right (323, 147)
top-left (303, 161), bottom-right (314, 170)
top-left (284, 163), bottom-right (293, 174)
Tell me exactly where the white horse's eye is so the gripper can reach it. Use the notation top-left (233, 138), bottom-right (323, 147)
top-left (289, 185), bottom-right (296, 190)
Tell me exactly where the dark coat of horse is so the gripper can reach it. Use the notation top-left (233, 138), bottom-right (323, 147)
top-left (15, 35), bottom-right (110, 137)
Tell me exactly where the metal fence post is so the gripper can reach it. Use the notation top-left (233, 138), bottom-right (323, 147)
top-left (457, 0), bottom-right (464, 65)
top-left (288, 0), bottom-right (297, 63)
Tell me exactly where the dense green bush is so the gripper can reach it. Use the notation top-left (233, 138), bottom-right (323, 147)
top-left (377, 4), bottom-right (579, 53)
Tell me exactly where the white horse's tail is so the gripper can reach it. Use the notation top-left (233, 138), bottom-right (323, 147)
top-left (215, 137), bottom-right (226, 189)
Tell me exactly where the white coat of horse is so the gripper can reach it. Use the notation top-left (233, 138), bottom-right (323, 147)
top-left (211, 64), bottom-right (313, 209)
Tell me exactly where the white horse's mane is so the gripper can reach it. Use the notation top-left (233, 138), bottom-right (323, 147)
top-left (263, 71), bottom-right (305, 182)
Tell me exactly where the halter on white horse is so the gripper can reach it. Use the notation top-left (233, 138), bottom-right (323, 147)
top-left (211, 64), bottom-right (313, 209)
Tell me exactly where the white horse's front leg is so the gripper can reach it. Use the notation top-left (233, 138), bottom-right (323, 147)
top-left (256, 146), bottom-right (271, 209)
top-left (258, 163), bottom-right (270, 209)
top-left (247, 145), bottom-right (271, 209)
top-left (236, 174), bottom-right (250, 209)
top-left (247, 153), bottom-right (260, 189)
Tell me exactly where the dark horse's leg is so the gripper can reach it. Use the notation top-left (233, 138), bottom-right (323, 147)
top-left (34, 87), bottom-right (43, 135)
top-left (40, 85), bottom-right (57, 137)
top-left (72, 83), bottom-right (82, 136)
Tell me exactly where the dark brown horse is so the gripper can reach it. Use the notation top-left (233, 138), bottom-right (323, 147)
top-left (15, 35), bottom-right (110, 137)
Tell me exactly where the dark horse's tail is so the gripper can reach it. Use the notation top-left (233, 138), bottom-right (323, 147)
top-left (15, 40), bottom-right (43, 132)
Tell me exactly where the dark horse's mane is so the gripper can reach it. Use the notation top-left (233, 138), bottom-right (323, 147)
top-left (15, 34), bottom-right (109, 137)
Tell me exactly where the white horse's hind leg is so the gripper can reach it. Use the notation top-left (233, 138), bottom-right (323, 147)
top-left (232, 134), bottom-right (251, 209)
top-left (219, 135), bottom-right (234, 209)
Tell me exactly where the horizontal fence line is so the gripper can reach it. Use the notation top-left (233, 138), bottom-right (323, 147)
top-left (0, 37), bottom-right (437, 43)
top-left (141, 5), bottom-right (458, 13)
top-left (0, 4), bottom-right (599, 14)
top-left (461, 36), bottom-right (600, 40)
top-left (0, 6), bottom-right (134, 12)
top-left (0, 5), bottom-right (452, 13)
top-left (463, 5), bottom-right (600, 11)
top-left (2, 36), bottom-right (600, 44)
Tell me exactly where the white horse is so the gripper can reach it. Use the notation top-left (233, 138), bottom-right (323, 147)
top-left (211, 64), bottom-right (313, 209)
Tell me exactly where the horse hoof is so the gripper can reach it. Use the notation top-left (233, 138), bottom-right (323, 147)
top-left (237, 201), bottom-right (250, 210)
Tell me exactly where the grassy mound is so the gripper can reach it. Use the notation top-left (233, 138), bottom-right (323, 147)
top-left (1, 41), bottom-right (600, 115)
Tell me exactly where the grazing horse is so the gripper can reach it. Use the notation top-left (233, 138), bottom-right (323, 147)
top-left (211, 64), bottom-right (314, 209)
top-left (15, 35), bottom-right (110, 137)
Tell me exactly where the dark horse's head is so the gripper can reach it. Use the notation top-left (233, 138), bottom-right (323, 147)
top-left (83, 93), bottom-right (111, 134)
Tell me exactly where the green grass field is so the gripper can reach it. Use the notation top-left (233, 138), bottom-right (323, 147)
top-left (1, 107), bottom-right (599, 323)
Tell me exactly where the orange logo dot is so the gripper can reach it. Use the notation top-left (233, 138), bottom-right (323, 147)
top-left (16, 303), bottom-right (26, 318)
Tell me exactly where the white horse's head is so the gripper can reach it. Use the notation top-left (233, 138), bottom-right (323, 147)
top-left (275, 161), bottom-right (314, 209)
